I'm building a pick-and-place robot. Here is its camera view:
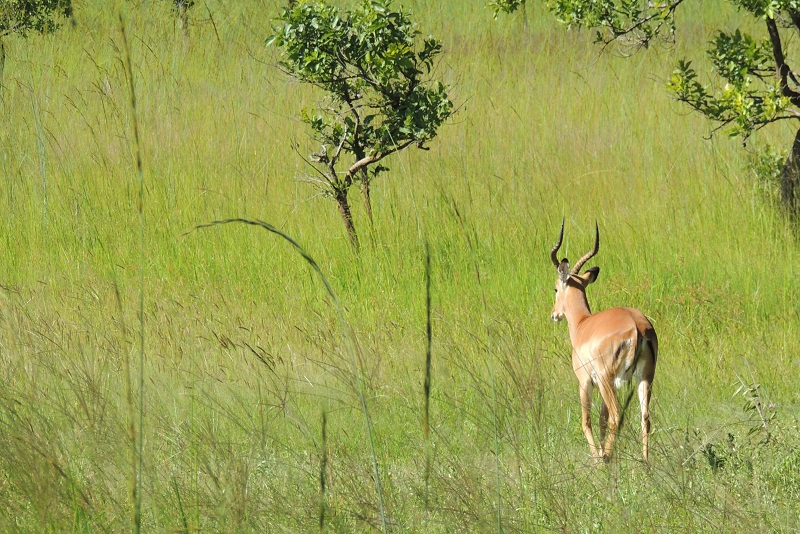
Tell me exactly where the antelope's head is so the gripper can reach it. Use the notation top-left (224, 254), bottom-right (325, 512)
top-left (550, 220), bottom-right (600, 322)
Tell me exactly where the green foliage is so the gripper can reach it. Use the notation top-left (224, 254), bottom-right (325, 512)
top-left (748, 143), bottom-right (786, 201)
top-left (694, 380), bottom-right (784, 495)
top-left (269, 0), bottom-right (453, 194)
top-left (730, 0), bottom-right (800, 18)
top-left (708, 30), bottom-right (772, 86)
top-left (498, 0), bottom-right (800, 168)
top-left (0, 0), bottom-right (71, 37)
top-left (667, 29), bottom-right (790, 138)
top-left (668, 60), bottom-right (790, 139)
top-left (545, 0), bottom-right (679, 48)
top-left (488, 0), bottom-right (526, 16)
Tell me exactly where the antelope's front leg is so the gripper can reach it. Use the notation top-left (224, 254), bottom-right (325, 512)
top-left (579, 382), bottom-right (602, 460)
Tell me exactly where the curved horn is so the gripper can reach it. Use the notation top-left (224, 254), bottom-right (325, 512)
top-left (570, 222), bottom-right (599, 274)
top-left (550, 218), bottom-right (565, 267)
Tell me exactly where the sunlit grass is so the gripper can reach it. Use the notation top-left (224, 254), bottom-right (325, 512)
top-left (0, 0), bottom-right (799, 531)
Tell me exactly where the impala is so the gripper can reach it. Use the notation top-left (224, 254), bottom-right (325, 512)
top-left (550, 221), bottom-right (658, 462)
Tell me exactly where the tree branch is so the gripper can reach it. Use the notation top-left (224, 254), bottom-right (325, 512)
top-left (754, 112), bottom-right (800, 131)
top-left (345, 139), bottom-right (416, 177)
top-left (765, 16), bottom-right (800, 105)
top-left (789, 8), bottom-right (800, 36)
top-left (594, 0), bottom-right (686, 49)
top-left (617, 1), bottom-right (684, 34)
top-left (339, 78), bottom-right (366, 162)
top-left (328, 124), bottom-right (349, 173)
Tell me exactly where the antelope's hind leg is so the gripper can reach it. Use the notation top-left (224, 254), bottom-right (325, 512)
top-left (596, 381), bottom-right (621, 462)
top-left (638, 379), bottom-right (652, 462)
top-left (599, 400), bottom-right (609, 445)
top-left (636, 343), bottom-right (656, 463)
top-left (579, 382), bottom-right (602, 461)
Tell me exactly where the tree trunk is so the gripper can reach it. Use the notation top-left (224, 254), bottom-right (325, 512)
top-left (521, 1), bottom-right (528, 31)
top-left (360, 168), bottom-right (373, 225)
top-left (335, 189), bottom-right (359, 250)
top-left (0, 38), bottom-right (5, 88)
top-left (352, 143), bottom-right (373, 225)
top-left (59, 0), bottom-right (75, 26)
top-left (176, 1), bottom-right (190, 39)
top-left (781, 127), bottom-right (800, 217)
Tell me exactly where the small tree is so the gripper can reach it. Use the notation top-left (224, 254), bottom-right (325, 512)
top-left (495, 0), bottom-right (800, 217)
top-left (269, 0), bottom-right (454, 248)
top-left (0, 0), bottom-right (72, 82)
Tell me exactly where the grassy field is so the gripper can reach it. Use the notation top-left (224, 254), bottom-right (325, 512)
top-left (1, 1), bottom-right (799, 531)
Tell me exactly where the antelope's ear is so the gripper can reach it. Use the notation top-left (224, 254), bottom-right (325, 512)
top-left (583, 266), bottom-right (600, 285)
top-left (557, 259), bottom-right (570, 284)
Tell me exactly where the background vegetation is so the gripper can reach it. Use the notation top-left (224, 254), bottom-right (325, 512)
top-left (0, 1), bottom-right (799, 531)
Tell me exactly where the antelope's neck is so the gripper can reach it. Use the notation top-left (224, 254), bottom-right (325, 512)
top-left (565, 289), bottom-right (592, 343)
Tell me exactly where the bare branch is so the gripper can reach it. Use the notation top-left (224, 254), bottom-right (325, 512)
top-left (329, 124), bottom-right (349, 169)
top-left (298, 173), bottom-right (334, 193)
top-left (757, 111), bottom-right (800, 126)
top-left (291, 141), bottom-right (335, 187)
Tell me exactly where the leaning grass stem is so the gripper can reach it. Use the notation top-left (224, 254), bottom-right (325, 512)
top-left (479, 255), bottom-right (503, 534)
top-left (319, 410), bottom-right (328, 530)
top-left (423, 241), bottom-right (433, 518)
top-left (0, 37), bottom-right (5, 88)
top-left (120, 14), bottom-right (145, 533)
top-left (113, 278), bottom-right (138, 533)
top-left (23, 43), bottom-right (48, 222)
top-left (189, 218), bottom-right (387, 533)
top-left (452, 200), bottom-right (503, 532)
top-left (172, 476), bottom-right (190, 533)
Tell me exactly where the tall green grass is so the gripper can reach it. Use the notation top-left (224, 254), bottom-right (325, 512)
top-left (0, 0), bottom-right (799, 531)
